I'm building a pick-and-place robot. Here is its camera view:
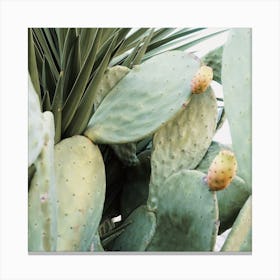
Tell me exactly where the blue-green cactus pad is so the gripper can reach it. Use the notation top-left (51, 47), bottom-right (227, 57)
top-left (84, 51), bottom-right (201, 144)
top-left (112, 205), bottom-right (156, 251)
top-left (147, 170), bottom-right (219, 251)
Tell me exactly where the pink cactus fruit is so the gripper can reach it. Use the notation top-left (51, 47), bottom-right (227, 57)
top-left (191, 65), bottom-right (213, 94)
top-left (206, 150), bottom-right (237, 191)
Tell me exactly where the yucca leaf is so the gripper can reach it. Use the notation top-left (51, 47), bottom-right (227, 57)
top-left (94, 28), bottom-right (130, 71)
top-left (28, 28), bottom-right (41, 99)
top-left (115, 28), bottom-right (132, 49)
top-left (56, 28), bottom-right (68, 57)
top-left (62, 36), bottom-right (79, 100)
top-left (80, 28), bottom-right (98, 65)
top-left (67, 36), bottom-right (81, 93)
top-left (32, 28), bottom-right (59, 80)
top-left (61, 28), bottom-right (77, 71)
top-left (34, 43), bottom-right (43, 79)
top-left (62, 28), bottom-right (102, 132)
top-left (49, 28), bottom-right (59, 50)
top-left (174, 29), bottom-right (228, 52)
top-left (146, 27), bottom-right (205, 52)
top-left (42, 90), bottom-right (51, 111)
top-left (76, 28), bottom-right (81, 35)
top-left (111, 28), bottom-right (202, 66)
top-left (114, 28), bottom-right (149, 56)
top-left (143, 28), bottom-right (227, 61)
top-left (99, 28), bottom-right (118, 47)
top-left (52, 71), bottom-right (64, 143)
top-left (41, 56), bottom-right (56, 102)
top-left (122, 40), bottom-right (142, 68)
top-left (64, 34), bottom-right (118, 137)
top-left (132, 28), bottom-right (155, 65)
top-left (32, 29), bottom-right (43, 57)
top-left (150, 28), bottom-right (176, 43)
top-left (43, 28), bottom-right (60, 68)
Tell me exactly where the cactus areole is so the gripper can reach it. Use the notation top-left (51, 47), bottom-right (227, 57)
top-left (206, 150), bottom-right (237, 191)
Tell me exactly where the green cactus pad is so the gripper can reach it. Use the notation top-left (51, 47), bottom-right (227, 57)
top-left (54, 135), bottom-right (106, 251)
top-left (195, 141), bottom-right (232, 173)
top-left (112, 205), bottom-right (156, 251)
top-left (120, 150), bottom-right (151, 219)
top-left (221, 195), bottom-right (252, 252)
top-left (28, 111), bottom-right (57, 252)
top-left (93, 65), bottom-right (130, 111)
top-left (94, 65), bottom-right (139, 165)
top-left (110, 143), bottom-right (139, 166)
top-left (28, 76), bottom-right (44, 167)
top-left (222, 28), bottom-right (252, 187)
top-left (195, 141), bottom-right (251, 233)
top-left (148, 87), bottom-right (217, 206)
top-left (84, 51), bottom-right (201, 144)
top-left (202, 46), bottom-right (223, 83)
top-left (217, 176), bottom-right (251, 233)
top-left (147, 170), bottom-right (219, 251)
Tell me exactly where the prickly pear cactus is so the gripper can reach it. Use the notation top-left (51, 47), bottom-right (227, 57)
top-left (120, 150), bottom-right (151, 219)
top-left (28, 76), bottom-right (44, 167)
top-left (206, 150), bottom-right (237, 191)
top-left (112, 205), bottom-right (156, 251)
top-left (222, 28), bottom-right (252, 187)
top-left (28, 111), bottom-right (57, 252)
top-left (84, 51), bottom-right (201, 144)
top-left (93, 65), bottom-right (130, 111)
top-left (148, 86), bottom-right (217, 207)
top-left (91, 65), bottom-right (139, 166)
top-left (191, 65), bottom-right (213, 94)
top-left (196, 141), bottom-right (232, 173)
top-left (147, 170), bottom-right (219, 251)
top-left (222, 195), bottom-right (252, 251)
top-left (111, 143), bottom-right (139, 166)
top-left (202, 46), bottom-right (223, 83)
top-left (28, 27), bottom-right (252, 253)
top-left (196, 142), bottom-right (251, 233)
top-left (217, 176), bottom-right (251, 233)
top-left (54, 135), bottom-right (106, 251)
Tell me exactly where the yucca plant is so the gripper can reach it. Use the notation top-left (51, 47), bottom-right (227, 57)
top-left (28, 27), bottom-right (253, 254)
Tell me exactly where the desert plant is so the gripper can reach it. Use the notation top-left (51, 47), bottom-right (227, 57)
top-left (28, 27), bottom-right (251, 252)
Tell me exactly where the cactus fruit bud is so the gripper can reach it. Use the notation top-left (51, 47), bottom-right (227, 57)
top-left (191, 65), bottom-right (213, 94)
top-left (206, 150), bottom-right (237, 191)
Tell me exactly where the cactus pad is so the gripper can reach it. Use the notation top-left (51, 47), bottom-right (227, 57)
top-left (217, 176), bottom-right (251, 233)
top-left (54, 135), bottom-right (106, 251)
top-left (28, 111), bottom-right (57, 251)
top-left (147, 170), bottom-right (219, 251)
top-left (120, 150), bottom-right (151, 219)
top-left (148, 87), bottom-right (217, 206)
top-left (222, 195), bottom-right (252, 252)
top-left (202, 46), bottom-right (223, 83)
top-left (93, 65), bottom-right (130, 111)
top-left (112, 205), bottom-right (156, 251)
top-left (222, 28), bottom-right (252, 187)
top-left (84, 51), bottom-right (201, 144)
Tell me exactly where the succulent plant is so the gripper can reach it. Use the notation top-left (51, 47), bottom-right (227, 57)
top-left (28, 27), bottom-right (251, 253)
